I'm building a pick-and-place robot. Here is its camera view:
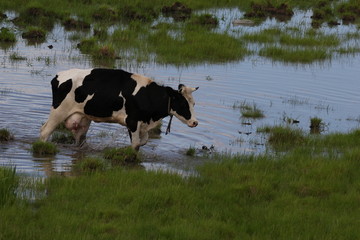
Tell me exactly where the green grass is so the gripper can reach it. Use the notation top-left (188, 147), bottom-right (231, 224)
top-left (0, 28), bottom-right (16, 43)
top-left (0, 128), bottom-right (13, 141)
top-left (1, 0), bottom-right (358, 65)
top-left (259, 46), bottom-right (330, 63)
top-left (2, 129), bottom-right (360, 239)
top-left (21, 27), bottom-right (47, 42)
top-left (268, 126), bottom-right (306, 149)
top-left (73, 157), bottom-right (107, 174)
top-left (9, 52), bottom-right (27, 61)
top-left (103, 147), bottom-right (140, 166)
top-left (235, 101), bottom-right (265, 118)
top-left (0, 167), bottom-right (18, 207)
top-left (186, 146), bottom-right (196, 156)
top-left (31, 141), bottom-right (58, 156)
top-left (243, 27), bottom-right (343, 63)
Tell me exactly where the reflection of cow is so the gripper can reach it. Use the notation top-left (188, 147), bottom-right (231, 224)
top-left (40, 68), bottom-right (198, 150)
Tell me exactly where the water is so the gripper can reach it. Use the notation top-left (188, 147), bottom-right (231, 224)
top-left (1, 9), bottom-right (360, 176)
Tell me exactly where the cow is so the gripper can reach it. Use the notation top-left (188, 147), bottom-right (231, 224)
top-left (40, 68), bottom-right (198, 150)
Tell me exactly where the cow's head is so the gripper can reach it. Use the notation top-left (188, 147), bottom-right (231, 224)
top-left (169, 84), bottom-right (199, 128)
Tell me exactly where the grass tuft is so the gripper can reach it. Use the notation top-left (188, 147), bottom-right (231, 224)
top-left (310, 117), bottom-right (325, 134)
top-left (236, 101), bottom-right (265, 118)
top-left (21, 27), bottom-right (47, 42)
top-left (258, 125), bottom-right (306, 150)
top-left (74, 157), bottom-right (106, 174)
top-left (186, 146), bottom-right (196, 156)
top-left (0, 129), bottom-right (14, 142)
top-left (0, 27), bottom-right (16, 43)
top-left (259, 46), bottom-right (329, 63)
top-left (103, 147), bottom-right (140, 165)
top-left (31, 141), bottom-right (58, 156)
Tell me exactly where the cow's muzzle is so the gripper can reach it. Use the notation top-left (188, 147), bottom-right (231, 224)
top-left (188, 120), bottom-right (198, 128)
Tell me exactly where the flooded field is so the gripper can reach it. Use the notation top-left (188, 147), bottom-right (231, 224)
top-left (1, 9), bottom-right (360, 176)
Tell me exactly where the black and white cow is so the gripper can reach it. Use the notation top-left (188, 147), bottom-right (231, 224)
top-left (40, 68), bottom-right (198, 150)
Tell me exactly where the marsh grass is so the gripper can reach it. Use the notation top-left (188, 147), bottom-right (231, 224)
top-left (2, 129), bottom-right (360, 239)
top-left (259, 46), bottom-right (329, 63)
top-left (186, 146), bottom-right (196, 156)
top-left (148, 25), bottom-right (249, 64)
top-left (31, 141), bottom-right (58, 156)
top-left (242, 27), bottom-right (342, 63)
top-left (0, 167), bottom-right (18, 207)
top-left (103, 147), bottom-right (140, 166)
top-left (258, 125), bottom-right (306, 150)
top-left (51, 132), bottom-right (75, 144)
top-left (9, 52), bottom-right (27, 61)
top-left (73, 157), bottom-right (106, 174)
top-left (310, 117), bottom-right (325, 134)
top-left (0, 28), bottom-right (16, 43)
top-left (2, 0), bottom-right (354, 65)
top-left (0, 129), bottom-right (13, 142)
top-left (236, 101), bottom-right (265, 118)
top-left (21, 27), bottom-right (47, 42)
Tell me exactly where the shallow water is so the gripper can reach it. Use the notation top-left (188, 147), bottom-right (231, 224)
top-left (1, 9), bottom-right (360, 176)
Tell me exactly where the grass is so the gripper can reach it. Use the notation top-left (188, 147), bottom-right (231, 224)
top-left (73, 157), bottom-right (107, 174)
top-left (259, 46), bottom-right (330, 63)
top-left (0, 167), bottom-right (18, 207)
top-left (243, 28), bottom-right (342, 63)
top-left (21, 27), bottom-right (47, 42)
top-left (0, 28), bottom-right (16, 43)
top-left (235, 101), bottom-right (265, 118)
top-left (149, 26), bottom-right (249, 64)
top-left (2, 129), bottom-right (360, 239)
top-left (310, 117), bottom-right (325, 134)
top-left (186, 146), bottom-right (196, 156)
top-left (103, 147), bottom-right (140, 166)
top-left (1, 0), bottom-right (358, 65)
top-left (9, 52), bottom-right (27, 61)
top-left (31, 141), bottom-right (58, 156)
top-left (0, 129), bottom-right (13, 141)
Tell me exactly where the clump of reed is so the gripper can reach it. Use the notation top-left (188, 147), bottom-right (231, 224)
top-left (31, 141), bottom-right (58, 156)
top-left (103, 147), bottom-right (140, 166)
top-left (186, 146), bottom-right (196, 156)
top-left (0, 28), bottom-right (16, 43)
top-left (73, 157), bottom-right (107, 174)
top-left (234, 101), bottom-right (265, 118)
top-left (257, 125), bottom-right (306, 150)
top-left (0, 129), bottom-right (14, 142)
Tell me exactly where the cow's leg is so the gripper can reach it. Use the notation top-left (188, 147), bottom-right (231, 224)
top-left (139, 123), bottom-right (149, 146)
top-left (40, 109), bottom-right (69, 142)
top-left (129, 122), bottom-right (141, 150)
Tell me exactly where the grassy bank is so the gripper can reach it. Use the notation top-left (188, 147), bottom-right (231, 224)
top-left (1, 0), bottom-right (360, 65)
top-left (1, 129), bottom-right (360, 239)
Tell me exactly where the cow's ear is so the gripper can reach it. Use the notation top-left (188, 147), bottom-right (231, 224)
top-left (178, 84), bottom-right (185, 93)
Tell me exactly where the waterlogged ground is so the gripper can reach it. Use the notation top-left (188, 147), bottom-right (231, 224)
top-left (1, 9), bottom-right (360, 176)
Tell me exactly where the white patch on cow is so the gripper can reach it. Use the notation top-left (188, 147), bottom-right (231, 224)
top-left (57, 68), bottom-right (92, 85)
top-left (111, 92), bottom-right (127, 125)
top-left (131, 73), bottom-right (153, 95)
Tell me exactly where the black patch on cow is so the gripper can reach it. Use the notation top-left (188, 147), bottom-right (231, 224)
top-left (74, 69), bottom-right (136, 118)
top-left (51, 76), bottom-right (72, 109)
top-left (169, 90), bottom-right (191, 120)
top-left (125, 83), bottom-right (170, 132)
